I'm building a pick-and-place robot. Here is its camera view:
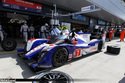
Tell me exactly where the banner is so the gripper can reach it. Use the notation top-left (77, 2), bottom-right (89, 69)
top-left (2, 0), bottom-right (42, 9)
top-left (1, 0), bottom-right (42, 13)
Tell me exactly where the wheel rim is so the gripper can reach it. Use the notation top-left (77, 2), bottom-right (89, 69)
top-left (40, 72), bottom-right (68, 83)
top-left (1, 38), bottom-right (17, 51)
top-left (4, 41), bottom-right (14, 48)
top-left (53, 48), bottom-right (68, 66)
top-left (33, 71), bottom-right (73, 83)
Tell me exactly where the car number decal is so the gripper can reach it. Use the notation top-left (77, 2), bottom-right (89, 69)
top-left (74, 49), bottom-right (82, 58)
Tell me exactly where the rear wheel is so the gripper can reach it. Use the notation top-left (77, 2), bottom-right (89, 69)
top-left (52, 47), bottom-right (68, 67)
top-left (1, 38), bottom-right (17, 51)
top-left (98, 41), bottom-right (103, 52)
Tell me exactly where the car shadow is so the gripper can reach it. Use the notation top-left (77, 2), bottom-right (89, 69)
top-left (0, 51), bottom-right (36, 78)
top-left (36, 52), bottom-right (100, 74)
top-left (117, 41), bottom-right (121, 42)
top-left (16, 56), bottom-right (36, 78)
top-left (0, 49), bottom-right (118, 78)
top-left (1, 49), bottom-right (119, 78)
top-left (104, 52), bottom-right (119, 56)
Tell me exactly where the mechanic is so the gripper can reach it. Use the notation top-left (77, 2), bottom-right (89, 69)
top-left (40, 23), bottom-right (48, 38)
top-left (102, 29), bottom-right (107, 48)
top-left (29, 24), bottom-right (35, 38)
top-left (112, 28), bottom-right (115, 39)
top-left (108, 28), bottom-right (114, 41)
top-left (44, 23), bottom-right (50, 38)
top-left (120, 28), bottom-right (125, 42)
top-left (20, 22), bottom-right (29, 42)
top-left (51, 25), bottom-right (61, 36)
top-left (0, 23), bottom-right (4, 41)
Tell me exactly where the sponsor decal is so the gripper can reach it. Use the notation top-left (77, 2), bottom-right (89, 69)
top-left (90, 47), bottom-right (97, 51)
top-left (26, 44), bottom-right (47, 56)
top-left (2, 0), bottom-right (42, 9)
top-left (68, 54), bottom-right (73, 59)
top-left (90, 44), bottom-right (98, 51)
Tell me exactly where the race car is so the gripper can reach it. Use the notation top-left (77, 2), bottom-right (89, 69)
top-left (17, 31), bottom-right (103, 70)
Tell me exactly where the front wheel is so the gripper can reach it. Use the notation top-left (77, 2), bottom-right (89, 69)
top-left (52, 47), bottom-right (68, 67)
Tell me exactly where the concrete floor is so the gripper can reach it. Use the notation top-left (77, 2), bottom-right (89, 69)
top-left (0, 39), bottom-right (125, 83)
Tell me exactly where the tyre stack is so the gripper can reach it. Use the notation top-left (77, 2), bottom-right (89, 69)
top-left (1, 38), bottom-right (17, 51)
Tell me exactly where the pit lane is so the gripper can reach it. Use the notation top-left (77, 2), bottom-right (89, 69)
top-left (0, 39), bottom-right (125, 83)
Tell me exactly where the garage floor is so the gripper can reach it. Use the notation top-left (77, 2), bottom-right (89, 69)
top-left (0, 39), bottom-right (125, 83)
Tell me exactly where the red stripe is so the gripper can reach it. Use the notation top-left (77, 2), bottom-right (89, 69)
top-left (2, 0), bottom-right (42, 9)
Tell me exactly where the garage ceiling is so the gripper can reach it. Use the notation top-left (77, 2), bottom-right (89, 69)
top-left (87, 0), bottom-right (125, 24)
top-left (31, 0), bottom-right (125, 24)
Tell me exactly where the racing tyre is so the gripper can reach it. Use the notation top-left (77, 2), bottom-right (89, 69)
top-left (33, 71), bottom-right (73, 83)
top-left (107, 45), bottom-right (120, 55)
top-left (52, 47), bottom-right (68, 67)
top-left (98, 41), bottom-right (103, 52)
top-left (1, 38), bottom-right (17, 51)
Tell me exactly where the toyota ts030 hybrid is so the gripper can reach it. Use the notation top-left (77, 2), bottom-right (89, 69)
top-left (17, 32), bottom-right (103, 70)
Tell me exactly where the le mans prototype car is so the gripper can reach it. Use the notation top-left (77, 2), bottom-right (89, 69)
top-left (17, 32), bottom-right (103, 70)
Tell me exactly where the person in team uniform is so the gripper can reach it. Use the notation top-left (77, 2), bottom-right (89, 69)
top-left (40, 24), bottom-right (46, 38)
top-left (108, 28), bottom-right (113, 41)
top-left (102, 29), bottom-right (107, 48)
top-left (40, 23), bottom-right (50, 38)
top-left (29, 24), bottom-right (35, 38)
top-left (20, 23), bottom-right (29, 42)
top-left (44, 23), bottom-right (50, 38)
top-left (120, 28), bottom-right (125, 42)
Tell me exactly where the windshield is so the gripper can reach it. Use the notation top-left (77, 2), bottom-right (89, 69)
top-left (48, 34), bottom-right (68, 44)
